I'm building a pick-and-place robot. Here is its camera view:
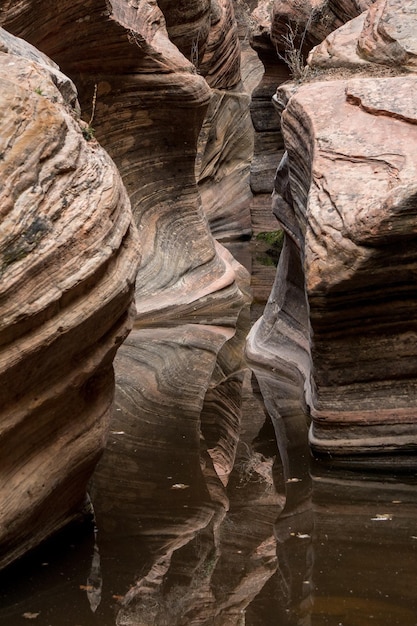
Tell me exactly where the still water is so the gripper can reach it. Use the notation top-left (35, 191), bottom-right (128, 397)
top-left (1, 242), bottom-right (417, 625)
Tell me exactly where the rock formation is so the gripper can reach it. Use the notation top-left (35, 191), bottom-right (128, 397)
top-left (3, 0), bottom-right (417, 620)
top-left (0, 0), bottom-right (255, 603)
top-left (247, 0), bottom-right (374, 234)
top-left (249, 1), bottom-right (290, 234)
top-left (248, 0), bottom-right (417, 463)
top-left (1, 0), bottom-right (257, 243)
top-left (0, 28), bottom-right (140, 569)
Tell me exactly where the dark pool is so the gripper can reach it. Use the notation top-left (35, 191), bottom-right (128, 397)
top-left (1, 242), bottom-right (417, 626)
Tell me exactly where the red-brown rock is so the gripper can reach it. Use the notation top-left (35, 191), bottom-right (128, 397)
top-left (0, 28), bottom-right (140, 569)
top-left (248, 0), bottom-right (417, 463)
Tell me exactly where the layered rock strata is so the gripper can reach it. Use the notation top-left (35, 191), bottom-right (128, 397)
top-left (248, 0), bottom-right (417, 462)
top-left (248, 2), bottom-right (290, 234)
top-left (1, 0), bottom-right (257, 600)
top-left (0, 29), bottom-right (140, 569)
top-left (247, 0), bottom-right (374, 234)
top-left (1, 0), bottom-right (255, 243)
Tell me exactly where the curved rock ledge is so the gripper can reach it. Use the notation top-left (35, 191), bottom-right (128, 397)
top-left (0, 30), bottom-right (140, 569)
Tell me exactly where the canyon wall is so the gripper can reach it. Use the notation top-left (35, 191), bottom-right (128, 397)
top-left (2, 0), bottom-right (416, 601)
top-left (0, 0), bottom-right (254, 589)
top-left (0, 28), bottom-right (140, 569)
top-left (248, 0), bottom-right (417, 465)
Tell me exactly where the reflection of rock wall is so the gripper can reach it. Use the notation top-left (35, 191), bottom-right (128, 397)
top-left (248, 0), bottom-right (417, 463)
top-left (89, 306), bottom-right (286, 625)
top-left (310, 468), bottom-right (417, 624)
top-left (0, 29), bottom-right (140, 569)
top-left (272, 464), bottom-right (417, 625)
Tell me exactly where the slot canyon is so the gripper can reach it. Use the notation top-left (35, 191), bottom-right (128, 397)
top-left (0, 0), bottom-right (417, 624)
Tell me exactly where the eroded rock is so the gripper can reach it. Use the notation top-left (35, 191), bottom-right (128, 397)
top-left (309, 0), bottom-right (417, 70)
top-left (249, 0), bottom-right (417, 462)
top-left (358, 0), bottom-right (417, 68)
top-left (0, 29), bottom-right (140, 569)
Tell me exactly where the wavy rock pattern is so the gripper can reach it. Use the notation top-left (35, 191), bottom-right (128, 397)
top-left (1, 0), bottom-right (252, 246)
top-left (248, 0), bottom-right (417, 463)
top-left (1, 0), bottom-right (258, 610)
top-left (0, 29), bottom-right (140, 569)
top-left (197, 87), bottom-right (253, 240)
top-left (0, 4), bottom-right (252, 344)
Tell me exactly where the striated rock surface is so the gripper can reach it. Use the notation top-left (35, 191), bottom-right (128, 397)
top-left (293, 73), bottom-right (417, 457)
top-left (309, 0), bottom-right (416, 70)
top-left (197, 86), bottom-right (253, 240)
top-left (0, 29), bottom-right (140, 569)
top-left (0, 0), bottom-right (259, 573)
top-left (248, 0), bottom-right (417, 463)
top-left (1, 0), bottom-right (262, 611)
top-left (249, 1), bottom-right (289, 234)
top-left (1, 0), bottom-right (254, 246)
top-left (247, 0), bottom-right (373, 234)
top-left (0, 0), bottom-right (254, 347)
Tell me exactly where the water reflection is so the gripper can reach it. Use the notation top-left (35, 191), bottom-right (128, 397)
top-left (310, 466), bottom-right (417, 626)
top-left (0, 246), bottom-right (417, 625)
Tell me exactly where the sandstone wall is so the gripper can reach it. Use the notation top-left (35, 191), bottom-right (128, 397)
top-left (0, 0), bottom-right (253, 577)
top-left (247, 0), bottom-right (417, 464)
top-left (0, 28), bottom-right (140, 569)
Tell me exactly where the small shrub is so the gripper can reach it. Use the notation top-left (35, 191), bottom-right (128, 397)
top-left (276, 20), bottom-right (310, 80)
top-left (255, 229), bottom-right (284, 247)
top-left (276, 3), bottom-right (332, 80)
top-left (234, 442), bottom-right (274, 490)
top-left (255, 230), bottom-right (284, 267)
top-left (82, 126), bottom-right (95, 141)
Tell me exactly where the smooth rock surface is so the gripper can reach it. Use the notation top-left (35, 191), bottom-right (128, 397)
top-left (0, 30), bottom-right (140, 569)
top-left (358, 0), bottom-right (417, 68)
top-left (308, 13), bottom-right (371, 68)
